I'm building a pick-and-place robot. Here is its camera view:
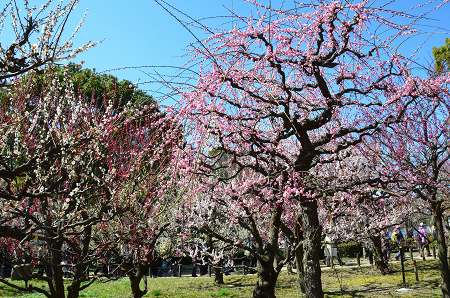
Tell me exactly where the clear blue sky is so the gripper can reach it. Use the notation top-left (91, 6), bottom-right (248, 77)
top-left (72, 0), bottom-right (248, 84)
top-left (69, 0), bottom-right (449, 87)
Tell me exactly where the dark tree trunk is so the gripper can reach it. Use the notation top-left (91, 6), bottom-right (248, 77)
top-left (253, 259), bottom-right (278, 298)
top-left (295, 242), bottom-right (305, 293)
top-left (301, 200), bottom-right (323, 298)
top-left (370, 234), bottom-right (391, 275)
top-left (250, 206), bottom-right (283, 298)
top-left (294, 218), bottom-right (305, 293)
top-left (128, 266), bottom-right (148, 298)
top-left (367, 250), bottom-right (374, 265)
top-left (67, 213), bottom-right (94, 298)
top-left (67, 281), bottom-right (80, 298)
top-left (432, 202), bottom-right (450, 298)
top-left (214, 265), bottom-right (224, 284)
top-left (48, 241), bottom-right (65, 298)
top-left (191, 261), bottom-right (198, 277)
top-left (287, 262), bottom-right (293, 274)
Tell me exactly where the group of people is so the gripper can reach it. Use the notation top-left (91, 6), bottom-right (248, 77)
top-left (323, 222), bottom-right (435, 267)
top-left (384, 223), bottom-right (434, 261)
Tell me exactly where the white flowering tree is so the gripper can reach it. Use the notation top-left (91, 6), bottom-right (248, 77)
top-left (0, 0), bottom-right (94, 86)
top-left (0, 69), bottom-right (170, 298)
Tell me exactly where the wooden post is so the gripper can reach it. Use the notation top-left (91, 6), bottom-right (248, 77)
top-left (432, 246), bottom-right (436, 259)
top-left (178, 264), bottom-right (182, 277)
top-left (400, 247), bottom-right (406, 287)
top-left (409, 247), bottom-right (413, 260)
top-left (208, 264), bottom-right (211, 277)
top-left (413, 260), bottom-right (419, 282)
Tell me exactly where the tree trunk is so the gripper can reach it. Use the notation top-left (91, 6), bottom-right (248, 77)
top-left (287, 262), bottom-right (293, 275)
top-left (67, 215), bottom-right (93, 298)
top-left (295, 242), bottom-right (305, 293)
top-left (127, 265), bottom-right (148, 298)
top-left (67, 281), bottom-right (81, 298)
top-left (253, 259), bottom-right (278, 298)
top-left (214, 265), bottom-right (224, 285)
top-left (301, 200), bottom-right (323, 298)
top-left (129, 273), bottom-right (147, 298)
top-left (432, 202), bottom-right (450, 298)
top-left (370, 235), bottom-right (391, 275)
top-left (48, 241), bottom-right (65, 298)
top-left (294, 218), bottom-right (305, 293)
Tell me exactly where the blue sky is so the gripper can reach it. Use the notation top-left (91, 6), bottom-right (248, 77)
top-left (69, 0), bottom-right (450, 88)
top-left (72, 0), bottom-right (246, 83)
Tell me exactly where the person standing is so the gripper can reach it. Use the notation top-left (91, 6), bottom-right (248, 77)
top-left (418, 223), bottom-right (431, 258)
top-left (383, 230), bottom-right (392, 261)
top-left (323, 235), bottom-right (339, 267)
top-left (391, 226), bottom-right (404, 260)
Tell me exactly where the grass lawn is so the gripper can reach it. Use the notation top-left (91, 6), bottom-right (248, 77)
top-left (0, 259), bottom-right (442, 297)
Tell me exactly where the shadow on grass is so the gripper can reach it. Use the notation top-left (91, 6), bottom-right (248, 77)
top-left (325, 284), bottom-right (393, 298)
top-left (324, 277), bottom-right (441, 298)
top-left (0, 284), bottom-right (27, 297)
top-left (225, 277), bottom-right (255, 288)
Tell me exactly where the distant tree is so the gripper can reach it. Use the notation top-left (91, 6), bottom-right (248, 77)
top-left (433, 38), bottom-right (450, 73)
top-left (1, 64), bottom-right (153, 110)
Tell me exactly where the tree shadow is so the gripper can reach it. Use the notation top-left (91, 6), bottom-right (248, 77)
top-left (0, 284), bottom-right (27, 297)
top-left (324, 278), bottom-right (441, 298)
top-left (225, 277), bottom-right (255, 288)
top-left (325, 283), bottom-right (404, 297)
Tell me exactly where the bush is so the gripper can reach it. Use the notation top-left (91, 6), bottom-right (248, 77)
top-left (338, 241), bottom-right (362, 258)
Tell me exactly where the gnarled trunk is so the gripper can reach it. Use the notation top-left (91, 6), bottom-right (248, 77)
top-left (127, 265), bottom-right (148, 298)
top-left (67, 281), bottom-right (80, 298)
top-left (214, 265), bottom-right (224, 285)
top-left (294, 218), bottom-right (305, 293)
top-left (129, 273), bottom-right (147, 298)
top-left (295, 242), bottom-right (305, 293)
top-left (129, 275), bottom-right (146, 298)
top-left (432, 202), bottom-right (450, 298)
top-left (67, 222), bottom-right (93, 298)
top-left (253, 259), bottom-right (278, 298)
top-left (370, 234), bottom-right (391, 275)
top-left (47, 241), bottom-right (65, 298)
top-left (251, 205), bottom-right (283, 298)
top-left (301, 200), bottom-right (323, 298)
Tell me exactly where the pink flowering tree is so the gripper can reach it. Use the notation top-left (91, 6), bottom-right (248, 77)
top-left (364, 95), bottom-right (450, 295)
top-left (174, 1), bottom-right (449, 297)
top-left (0, 69), bottom-right (174, 298)
top-left (176, 145), bottom-right (326, 296)
top-left (98, 108), bottom-right (182, 298)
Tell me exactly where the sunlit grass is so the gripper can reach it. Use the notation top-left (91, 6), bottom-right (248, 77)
top-left (0, 259), bottom-right (442, 297)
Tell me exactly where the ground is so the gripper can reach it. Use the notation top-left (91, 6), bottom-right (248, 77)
top-left (0, 259), bottom-right (442, 297)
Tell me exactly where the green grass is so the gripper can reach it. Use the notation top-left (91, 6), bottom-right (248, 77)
top-left (0, 259), bottom-right (442, 297)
